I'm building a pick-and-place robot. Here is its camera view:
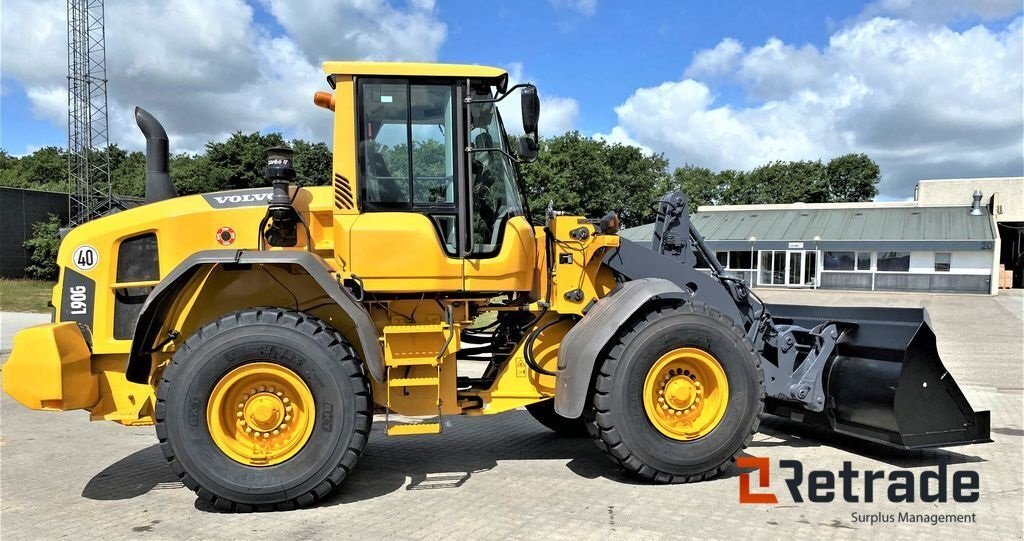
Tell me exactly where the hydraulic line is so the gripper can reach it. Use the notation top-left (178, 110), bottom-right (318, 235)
top-left (523, 315), bottom-right (575, 376)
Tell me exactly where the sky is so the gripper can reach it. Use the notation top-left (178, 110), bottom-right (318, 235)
top-left (1, 0), bottom-right (1021, 200)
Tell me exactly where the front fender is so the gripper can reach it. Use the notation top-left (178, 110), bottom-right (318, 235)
top-left (554, 278), bottom-right (687, 418)
top-left (125, 250), bottom-right (384, 384)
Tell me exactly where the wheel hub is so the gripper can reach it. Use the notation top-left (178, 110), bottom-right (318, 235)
top-left (207, 362), bottom-right (314, 466)
top-left (643, 347), bottom-right (729, 440)
top-left (663, 376), bottom-right (700, 411)
top-left (241, 390), bottom-right (291, 433)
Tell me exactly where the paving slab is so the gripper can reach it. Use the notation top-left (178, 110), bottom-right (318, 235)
top-left (1, 290), bottom-right (1021, 539)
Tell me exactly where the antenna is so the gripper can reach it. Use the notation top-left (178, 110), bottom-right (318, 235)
top-left (67, 0), bottom-right (112, 225)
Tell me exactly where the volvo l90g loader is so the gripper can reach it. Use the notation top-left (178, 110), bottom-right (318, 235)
top-left (3, 62), bottom-right (990, 511)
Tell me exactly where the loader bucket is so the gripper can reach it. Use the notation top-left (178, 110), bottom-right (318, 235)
top-left (764, 304), bottom-right (991, 450)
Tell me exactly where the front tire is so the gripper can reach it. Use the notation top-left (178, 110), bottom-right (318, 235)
top-left (155, 308), bottom-right (372, 511)
top-left (589, 300), bottom-right (763, 483)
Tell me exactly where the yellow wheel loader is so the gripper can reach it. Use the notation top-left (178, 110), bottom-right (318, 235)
top-left (2, 62), bottom-right (989, 511)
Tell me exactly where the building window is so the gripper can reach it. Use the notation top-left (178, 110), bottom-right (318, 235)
top-left (877, 251), bottom-right (910, 272)
top-left (729, 251), bottom-right (754, 270)
top-left (856, 252), bottom-right (871, 271)
top-left (934, 252), bottom-right (951, 272)
top-left (715, 251), bottom-right (755, 270)
top-left (823, 251), bottom-right (855, 271)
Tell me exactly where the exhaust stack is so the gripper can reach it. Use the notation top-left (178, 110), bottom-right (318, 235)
top-left (134, 107), bottom-right (177, 203)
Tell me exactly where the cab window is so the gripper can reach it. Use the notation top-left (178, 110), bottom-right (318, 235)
top-left (468, 87), bottom-right (525, 256)
top-left (358, 78), bottom-right (458, 253)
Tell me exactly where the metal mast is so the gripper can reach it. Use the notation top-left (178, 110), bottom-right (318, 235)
top-left (67, 0), bottom-right (112, 225)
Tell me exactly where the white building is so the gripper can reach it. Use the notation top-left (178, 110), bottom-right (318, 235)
top-left (621, 177), bottom-right (1022, 295)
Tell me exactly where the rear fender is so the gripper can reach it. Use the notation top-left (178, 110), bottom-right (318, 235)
top-left (554, 278), bottom-right (687, 418)
top-left (125, 250), bottom-right (384, 384)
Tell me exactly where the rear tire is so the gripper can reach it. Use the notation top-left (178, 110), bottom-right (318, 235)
top-left (525, 399), bottom-right (589, 437)
top-left (589, 300), bottom-right (763, 483)
top-left (155, 308), bottom-right (372, 511)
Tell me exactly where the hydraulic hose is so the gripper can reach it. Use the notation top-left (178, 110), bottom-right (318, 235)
top-left (523, 315), bottom-right (575, 376)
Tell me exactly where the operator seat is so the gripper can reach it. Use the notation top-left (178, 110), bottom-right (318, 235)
top-left (361, 141), bottom-right (405, 208)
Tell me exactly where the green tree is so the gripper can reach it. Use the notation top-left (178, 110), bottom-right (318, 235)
top-left (672, 164), bottom-right (723, 211)
top-left (24, 214), bottom-right (62, 280)
top-left (824, 153), bottom-right (880, 202)
top-left (169, 153), bottom-right (217, 195)
top-left (292, 140), bottom-right (333, 187)
top-left (110, 148), bottom-right (147, 197)
top-left (204, 131), bottom-right (288, 191)
top-left (519, 132), bottom-right (670, 227)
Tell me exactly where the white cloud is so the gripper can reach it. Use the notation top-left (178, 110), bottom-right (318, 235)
top-left (602, 16), bottom-right (1024, 198)
top-left (0, 0), bottom-right (447, 153)
top-left (500, 63), bottom-right (580, 136)
top-left (264, 0), bottom-right (447, 63)
top-left (862, 0), bottom-right (1022, 23)
top-left (684, 38), bottom-right (743, 79)
top-left (550, 0), bottom-right (597, 17)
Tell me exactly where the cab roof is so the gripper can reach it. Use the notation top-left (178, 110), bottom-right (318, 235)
top-left (322, 62), bottom-right (508, 89)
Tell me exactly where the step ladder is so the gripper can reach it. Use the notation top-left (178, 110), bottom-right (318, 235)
top-left (383, 324), bottom-right (451, 436)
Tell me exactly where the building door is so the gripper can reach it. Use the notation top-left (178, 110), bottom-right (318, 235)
top-left (759, 250), bottom-right (818, 287)
top-left (786, 250), bottom-right (818, 287)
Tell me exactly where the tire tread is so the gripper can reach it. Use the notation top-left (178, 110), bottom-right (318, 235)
top-left (588, 301), bottom-right (765, 483)
top-left (154, 307), bottom-right (371, 511)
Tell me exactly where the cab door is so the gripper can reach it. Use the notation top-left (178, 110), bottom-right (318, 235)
top-left (461, 89), bottom-right (535, 293)
top-left (343, 78), bottom-right (463, 293)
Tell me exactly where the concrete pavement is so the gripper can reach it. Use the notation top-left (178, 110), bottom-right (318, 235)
top-left (1, 290), bottom-right (1021, 539)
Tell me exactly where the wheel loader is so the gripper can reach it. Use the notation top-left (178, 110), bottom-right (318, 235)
top-left (2, 62), bottom-right (990, 511)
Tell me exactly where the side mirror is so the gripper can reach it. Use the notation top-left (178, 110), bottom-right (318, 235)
top-left (517, 136), bottom-right (539, 162)
top-left (521, 85), bottom-right (540, 136)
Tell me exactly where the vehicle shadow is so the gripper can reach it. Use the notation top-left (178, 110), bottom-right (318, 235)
top-left (82, 410), bottom-right (635, 511)
top-left (82, 410), bottom-right (984, 512)
top-left (752, 415), bottom-right (986, 467)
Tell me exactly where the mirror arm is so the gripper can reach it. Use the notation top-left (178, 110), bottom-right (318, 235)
top-left (464, 83), bottom-right (535, 105)
top-left (467, 146), bottom-right (524, 165)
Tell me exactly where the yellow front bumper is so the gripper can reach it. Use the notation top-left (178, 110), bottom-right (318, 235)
top-left (2, 322), bottom-right (99, 411)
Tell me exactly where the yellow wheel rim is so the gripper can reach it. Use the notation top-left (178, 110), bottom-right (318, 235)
top-left (207, 362), bottom-right (315, 466)
top-left (642, 347), bottom-right (729, 440)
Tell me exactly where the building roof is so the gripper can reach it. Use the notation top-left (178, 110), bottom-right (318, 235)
top-left (620, 204), bottom-right (995, 249)
top-left (322, 61), bottom-right (507, 80)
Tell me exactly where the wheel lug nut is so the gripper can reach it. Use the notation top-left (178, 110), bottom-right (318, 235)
top-left (268, 386), bottom-right (275, 393)
top-left (283, 397), bottom-right (290, 404)
top-left (258, 385), bottom-right (266, 392)
top-left (262, 432), bottom-right (269, 438)
top-left (280, 424), bottom-right (287, 430)
top-left (657, 397), bottom-right (664, 404)
top-left (245, 427), bottom-right (252, 433)
top-left (236, 411), bottom-right (243, 418)
top-left (272, 429), bottom-right (280, 436)
top-left (284, 415), bottom-right (291, 422)
top-left (276, 391), bottom-right (284, 398)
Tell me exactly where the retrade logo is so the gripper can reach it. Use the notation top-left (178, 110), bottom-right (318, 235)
top-left (738, 456), bottom-right (778, 503)
top-left (738, 456), bottom-right (980, 504)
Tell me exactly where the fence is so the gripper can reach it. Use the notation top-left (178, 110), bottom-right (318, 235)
top-left (0, 187), bottom-right (69, 278)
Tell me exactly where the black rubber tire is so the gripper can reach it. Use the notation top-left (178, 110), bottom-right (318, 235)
top-left (525, 400), bottom-right (589, 437)
top-left (155, 308), bottom-right (372, 511)
top-left (588, 300), bottom-right (763, 483)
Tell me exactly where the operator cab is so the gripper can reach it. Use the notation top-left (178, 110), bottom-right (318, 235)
top-left (320, 62), bottom-right (541, 293)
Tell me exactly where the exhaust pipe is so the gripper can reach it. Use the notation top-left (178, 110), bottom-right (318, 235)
top-left (134, 107), bottom-right (177, 203)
